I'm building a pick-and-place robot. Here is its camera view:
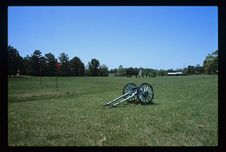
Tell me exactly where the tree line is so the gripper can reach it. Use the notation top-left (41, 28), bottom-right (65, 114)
top-left (109, 65), bottom-right (163, 77)
top-left (182, 50), bottom-right (218, 75)
top-left (8, 45), bottom-right (108, 77)
top-left (109, 50), bottom-right (218, 77)
top-left (8, 45), bottom-right (218, 77)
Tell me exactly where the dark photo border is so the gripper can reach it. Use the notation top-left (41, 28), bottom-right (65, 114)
top-left (0, 0), bottom-right (225, 151)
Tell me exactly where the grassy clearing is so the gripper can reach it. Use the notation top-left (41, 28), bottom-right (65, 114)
top-left (8, 75), bottom-right (218, 146)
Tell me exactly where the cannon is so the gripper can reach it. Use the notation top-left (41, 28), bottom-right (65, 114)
top-left (105, 83), bottom-right (154, 107)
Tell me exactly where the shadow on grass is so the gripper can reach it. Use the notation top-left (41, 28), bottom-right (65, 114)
top-left (9, 90), bottom-right (121, 103)
top-left (106, 101), bottom-right (158, 109)
top-left (8, 76), bottom-right (33, 79)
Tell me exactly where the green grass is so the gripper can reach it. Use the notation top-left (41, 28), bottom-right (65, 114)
top-left (8, 75), bottom-right (218, 146)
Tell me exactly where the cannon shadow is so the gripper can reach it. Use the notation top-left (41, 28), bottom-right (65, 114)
top-left (108, 101), bottom-right (158, 109)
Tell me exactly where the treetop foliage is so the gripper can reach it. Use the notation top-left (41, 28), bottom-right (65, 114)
top-left (8, 45), bottom-right (108, 77)
top-left (8, 45), bottom-right (218, 77)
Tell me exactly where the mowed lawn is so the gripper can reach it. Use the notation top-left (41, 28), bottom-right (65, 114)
top-left (8, 75), bottom-right (218, 146)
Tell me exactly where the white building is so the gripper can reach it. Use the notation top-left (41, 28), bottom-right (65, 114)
top-left (138, 69), bottom-right (142, 77)
top-left (167, 71), bottom-right (183, 76)
top-left (16, 69), bottom-right (20, 77)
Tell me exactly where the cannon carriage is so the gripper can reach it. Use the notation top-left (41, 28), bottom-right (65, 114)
top-left (105, 83), bottom-right (154, 108)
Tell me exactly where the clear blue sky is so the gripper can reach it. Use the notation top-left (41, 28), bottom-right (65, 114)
top-left (8, 6), bottom-right (218, 70)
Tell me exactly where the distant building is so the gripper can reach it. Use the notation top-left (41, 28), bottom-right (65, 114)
top-left (167, 71), bottom-right (182, 76)
top-left (138, 69), bottom-right (142, 77)
top-left (16, 69), bottom-right (20, 77)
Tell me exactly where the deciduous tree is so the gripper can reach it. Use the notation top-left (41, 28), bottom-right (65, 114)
top-left (8, 45), bottom-right (23, 77)
top-left (88, 58), bottom-right (100, 76)
top-left (30, 50), bottom-right (42, 76)
top-left (203, 50), bottom-right (218, 74)
top-left (45, 53), bottom-right (57, 76)
top-left (99, 64), bottom-right (108, 76)
top-left (70, 56), bottom-right (85, 76)
top-left (59, 53), bottom-right (70, 76)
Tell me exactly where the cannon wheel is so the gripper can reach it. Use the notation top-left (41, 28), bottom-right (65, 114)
top-left (137, 83), bottom-right (154, 104)
top-left (122, 83), bottom-right (137, 102)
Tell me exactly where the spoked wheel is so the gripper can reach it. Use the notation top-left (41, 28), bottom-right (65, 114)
top-left (137, 83), bottom-right (154, 104)
top-left (122, 83), bottom-right (137, 102)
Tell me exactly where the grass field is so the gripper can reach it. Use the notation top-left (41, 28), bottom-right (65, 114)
top-left (8, 75), bottom-right (218, 146)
